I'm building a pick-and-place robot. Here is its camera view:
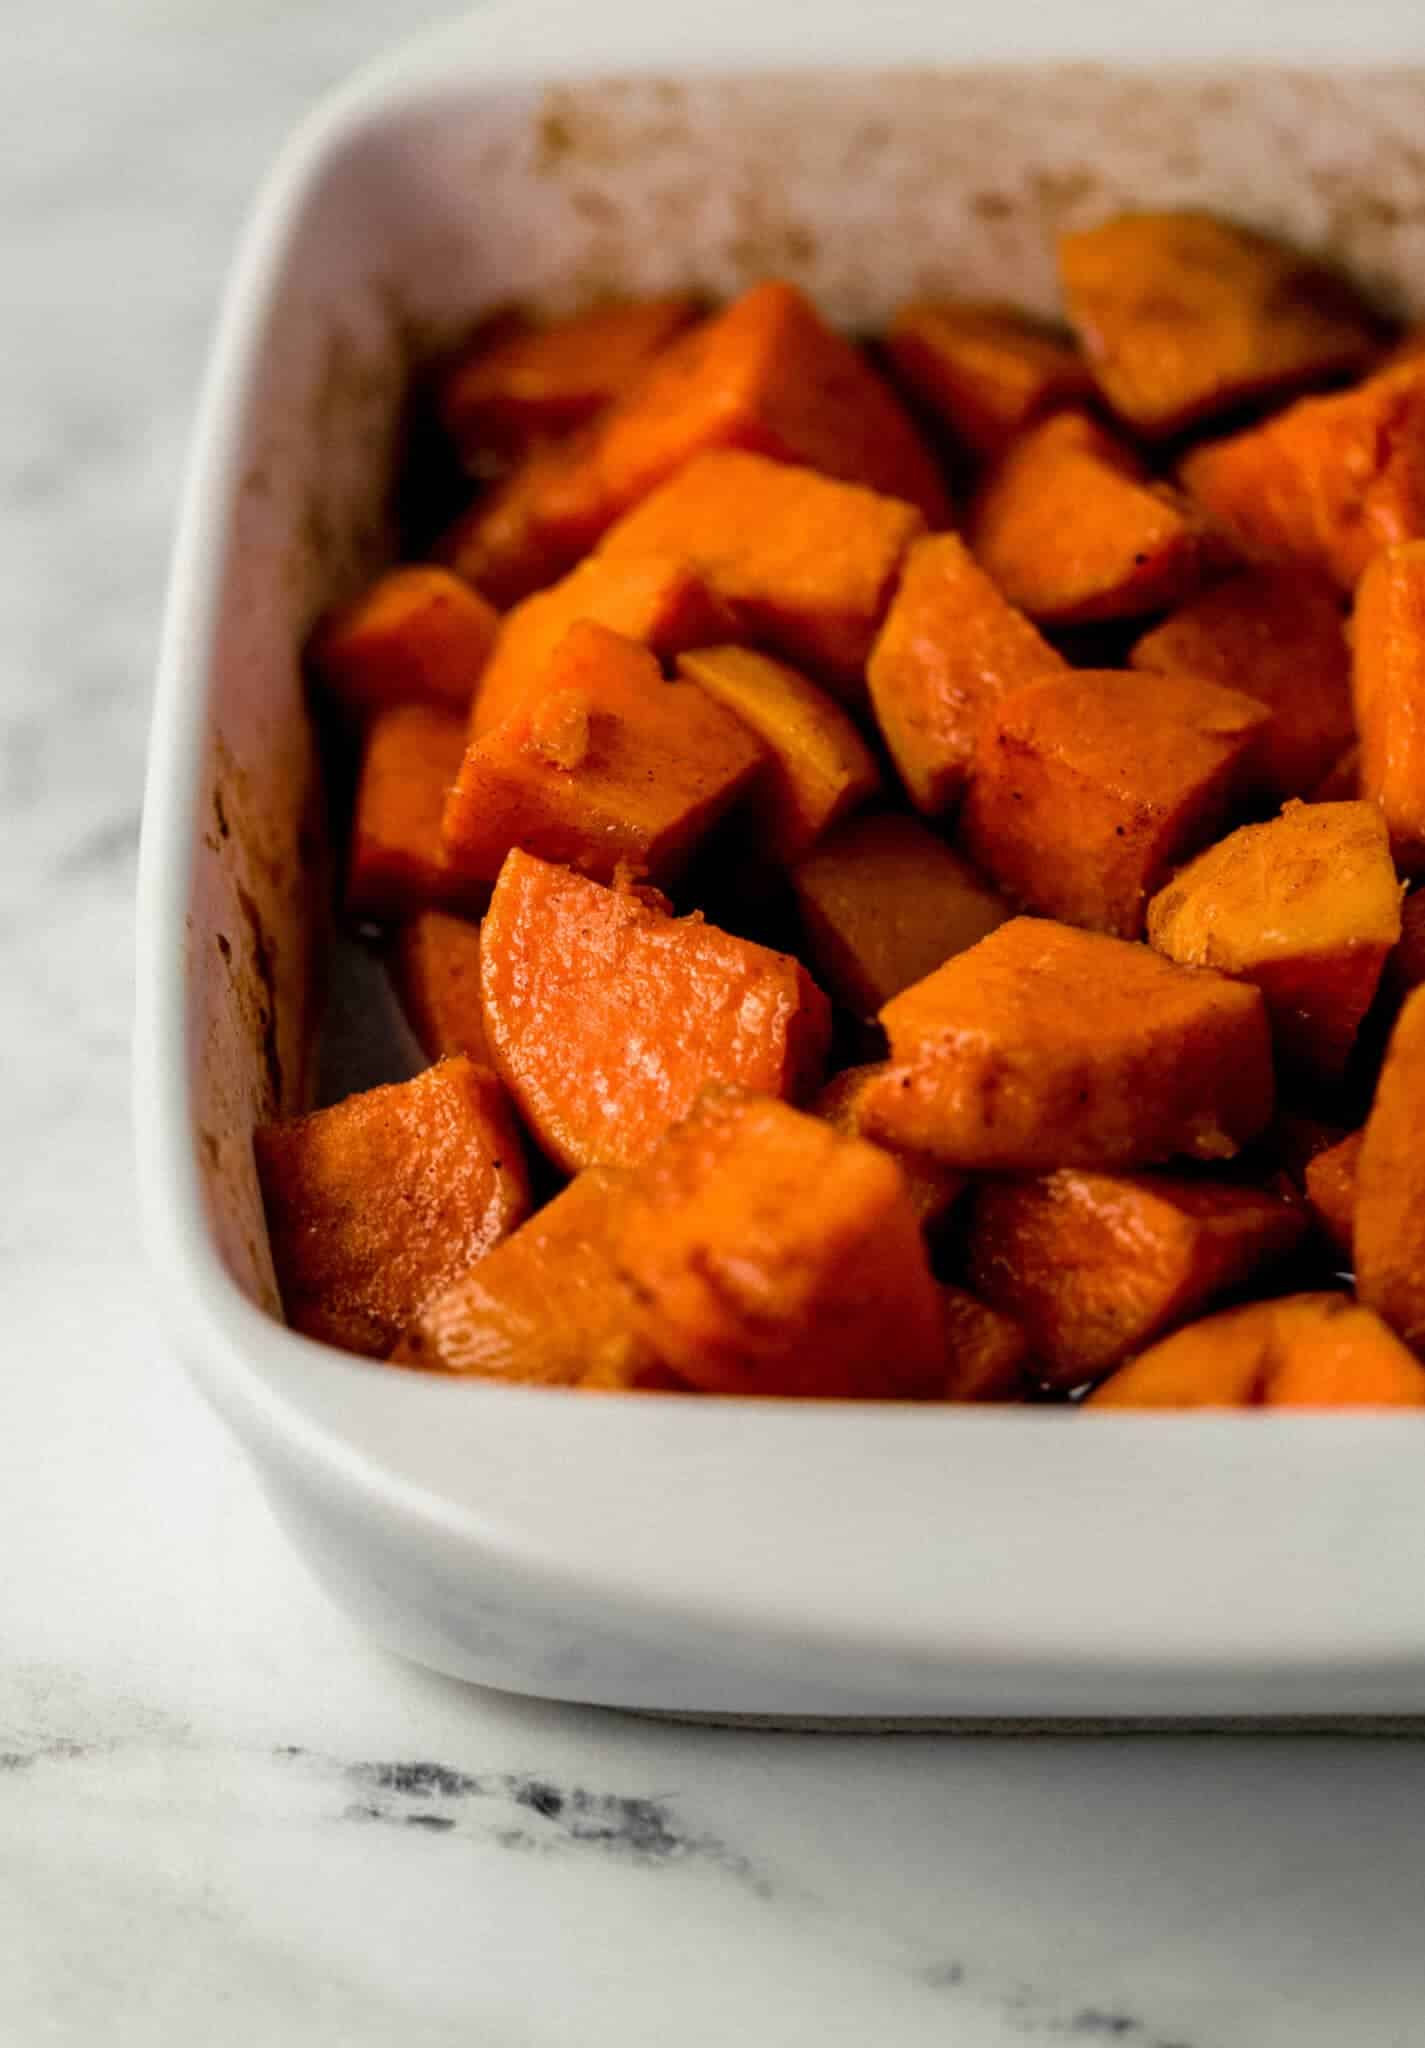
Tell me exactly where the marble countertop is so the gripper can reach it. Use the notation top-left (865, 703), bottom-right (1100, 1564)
top-left (5, 4), bottom-right (1425, 2041)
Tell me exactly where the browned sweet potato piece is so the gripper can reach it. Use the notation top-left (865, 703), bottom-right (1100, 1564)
top-left (347, 704), bottom-right (480, 919)
top-left (1131, 568), bottom-right (1354, 802)
top-left (960, 670), bottom-right (1269, 940)
top-left (1087, 1293), bottom-right (1425, 1408)
top-left (1058, 212), bottom-right (1379, 438)
top-left (614, 1089), bottom-right (943, 1398)
top-left (599, 451), bottom-right (924, 689)
top-left (480, 851), bottom-right (830, 1170)
top-left (968, 411), bottom-right (1216, 625)
top-left (1385, 889), bottom-right (1425, 1004)
top-left (1352, 541), bottom-right (1425, 875)
top-left (254, 1057), bottom-right (531, 1357)
top-left (866, 534), bottom-right (1067, 815)
top-left (886, 301), bottom-right (1093, 456)
top-left (442, 622), bottom-right (764, 886)
top-left (677, 646), bottom-right (877, 861)
top-left (393, 910), bottom-right (488, 1062)
top-left (309, 567), bottom-right (499, 717)
top-left (1264, 1111), bottom-right (1352, 1191)
top-left (437, 438), bottom-right (596, 608)
top-left (935, 1286), bottom-right (1037, 1401)
top-left (1355, 987), bottom-right (1425, 1351)
top-left (966, 1168), bottom-right (1305, 1385)
top-left (861, 917), bottom-right (1273, 1171)
top-left (1304, 1131), bottom-right (1363, 1258)
top-left (1180, 357), bottom-right (1425, 589)
top-left (1147, 801), bottom-right (1401, 1081)
top-left (810, 1064), bottom-right (966, 1230)
top-left (791, 810), bottom-right (1010, 1015)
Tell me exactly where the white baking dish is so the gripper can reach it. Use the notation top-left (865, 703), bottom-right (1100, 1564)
top-left (135, 0), bottom-right (1425, 1717)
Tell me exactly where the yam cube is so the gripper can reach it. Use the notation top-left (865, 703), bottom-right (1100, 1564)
top-left (1353, 541), bottom-right (1425, 875)
top-left (1131, 567), bottom-right (1354, 802)
top-left (791, 810), bottom-right (1010, 1015)
top-left (308, 567), bottom-right (499, 717)
top-left (347, 704), bottom-right (478, 919)
top-left (861, 916), bottom-right (1274, 1171)
top-left (886, 300), bottom-right (1093, 456)
top-left (1059, 212), bottom-right (1378, 438)
top-left (677, 646), bottom-right (878, 862)
top-left (811, 1064), bottom-right (966, 1230)
top-left (614, 1089), bottom-right (943, 1398)
top-left (966, 1168), bottom-right (1305, 1385)
top-left (442, 622), bottom-right (764, 886)
top-left (479, 850), bottom-right (831, 1170)
top-left (437, 438), bottom-right (598, 608)
top-left (961, 670), bottom-right (1270, 940)
top-left (866, 533), bottom-right (1067, 816)
top-left (968, 411), bottom-right (1215, 625)
top-left (1304, 1131), bottom-right (1363, 1259)
top-left (1146, 801), bottom-right (1402, 1080)
top-left (936, 1286), bottom-right (1037, 1402)
top-left (1355, 987), bottom-right (1425, 1352)
top-left (254, 1057), bottom-right (531, 1357)
top-left (393, 910), bottom-right (488, 1063)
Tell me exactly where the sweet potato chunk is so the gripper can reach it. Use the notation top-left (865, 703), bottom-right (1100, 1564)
top-left (309, 567), bottom-right (499, 717)
top-left (1146, 801), bottom-right (1401, 1080)
top-left (811, 1063), bottom-right (966, 1230)
top-left (1304, 1131), bottom-right (1362, 1258)
top-left (347, 704), bottom-right (478, 919)
top-left (614, 1089), bottom-right (943, 1398)
top-left (393, 910), bottom-right (488, 1063)
top-left (886, 301), bottom-right (1093, 456)
top-left (437, 438), bottom-right (597, 608)
top-left (862, 917), bottom-right (1273, 1171)
top-left (676, 646), bottom-right (877, 862)
top-left (1087, 1294), bottom-right (1425, 1408)
top-left (442, 622), bottom-right (764, 886)
top-left (254, 1057), bottom-right (531, 1357)
top-left (961, 670), bottom-right (1270, 939)
top-left (936, 1286), bottom-right (1037, 1402)
top-left (966, 1168), bottom-right (1305, 1385)
top-left (1352, 541), bottom-right (1425, 875)
top-left (866, 534), bottom-right (1067, 815)
top-left (968, 411), bottom-right (1215, 625)
top-left (1180, 357), bottom-right (1425, 589)
top-left (1355, 987), bottom-right (1425, 1352)
top-left (791, 810), bottom-right (1010, 1015)
top-left (480, 851), bottom-right (831, 1170)
top-left (1059, 212), bottom-right (1378, 438)
top-left (1385, 889), bottom-right (1425, 1005)
top-left (1131, 568), bottom-right (1354, 802)
top-left (599, 451), bottom-right (924, 689)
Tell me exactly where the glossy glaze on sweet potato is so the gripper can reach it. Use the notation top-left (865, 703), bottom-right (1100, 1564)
top-left (810, 1063), bottom-right (966, 1231)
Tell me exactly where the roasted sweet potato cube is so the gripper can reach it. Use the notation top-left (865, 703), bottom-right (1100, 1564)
top-left (811, 1064), bottom-right (966, 1230)
top-left (1131, 568), bottom-right (1354, 802)
top-left (479, 851), bottom-right (831, 1170)
top-left (861, 917), bottom-right (1274, 1171)
top-left (1059, 212), bottom-right (1379, 438)
top-left (1356, 987), bottom-right (1425, 1352)
top-left (254, 1057), bottom-right (532, 1357)
top-left (393, 910), bottom-right (488, 1063)
top-left (1147, 801), bottom-right (1402, 1080)
top-left (614, 1090), bottom-right (943, 1398)
top-left (866, 534), bottom-right (1067, 816)
top-left (966, 1168), bottom-right (1305, 1385)
top-left (443, 622), bottom-right (764, 886)
top-left (1265, 1110), bottom-right (1352, 1190)
top-left (968, 411), bottom-right (1216, 625)
top-left (437, 438), bottom-right (601, 608)
top-left (791, 810), bottom-right (1010, 1015)
top-left (308, 567), bottom-right (499, 717)
top-left (1353, 541), bottom-right (1425, 875)
top-left (961, 670), bottom-right (1270, 940)
top-left (599, 451), bottom-right (924, 689)
top-left (1087, 1294), bottom-right (1425, 1408)
top-left (1180, 357), bottom-right (1425, 589)
top-left (1385, 889), bottom-right (1425, 1005)
top-left (935, 1286), bottom-right (1036, 1402)
top-left (1304, 1131), bottom-right (1362, 1258)
top-left (886, 301), bottom-right (1093, 457)
top-left (347, 704), bottom-right (479, 919)
top-left (677, 646), bottom-right (877, 862)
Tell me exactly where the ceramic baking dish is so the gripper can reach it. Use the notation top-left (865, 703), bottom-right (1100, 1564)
top-left (135, 0), bottom-right (1425, 1718)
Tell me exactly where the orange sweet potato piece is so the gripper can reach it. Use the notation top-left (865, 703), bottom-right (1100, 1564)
top-left (1146, 801), bottom-right (1402, 1081)
top-left (1131, 567), bottom-right (1354, 802)
top-left (861, 917), bottom-right (1274, 1171)
top-left (968, 411), bottom-right (1216, 625)
top-left (1087, 1293), bottom-right (1425, 1408)
top-left (614, 1089), bottom-right (943, 1398)
top-left (960, 670), bottom-right (1270, 940)
top-left (1059, 212), bottom-right (1379, 439)
top-left (935, 1286), bottom-right (1037, 1402)
top-left (1304, 1131), bottom-right (1363, 1258)
top-left (443, 622), bottom-right (764, 886)
top-left (1180, 357), bottom-right (1425, 589)
top-left (347, 704), bottom-right (481, 919)
top-left (811, 1064), bottom-right (966, 1231)
top-left (393, 910), bottom-right (488, 1063)
top-left (886, 301), bottom-right (1093, 457)
top-left (791, 810), bottom-right (1010, 1015)
top-left (1355, 987), bottom-right (1425, 1352)
top-left (309, 567), bottom-right (499, 717)
top-left (480, 850), bottom-right (831, 1170)
top-left (1352, 540), bottom-right (1425, 875)
top-left (599, 451), bottom-right (924, 690)
top-left (966, 1168), bottom-right (1305, 1385)
top-left (677, 646), bottom-right (877, 862)
top-left (437, 438), bottom-right (597, 608)
top-left (866, 534), bottom-right (1067, 816)
top-left (254, 1057), bottom-right (531, 1357)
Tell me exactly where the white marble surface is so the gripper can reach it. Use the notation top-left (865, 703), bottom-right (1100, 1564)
top-left (6, 4), bottom-right (1425, 2042)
